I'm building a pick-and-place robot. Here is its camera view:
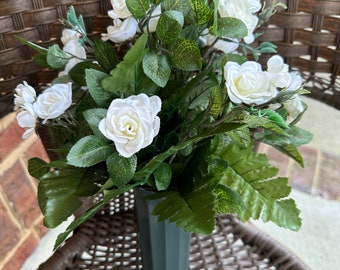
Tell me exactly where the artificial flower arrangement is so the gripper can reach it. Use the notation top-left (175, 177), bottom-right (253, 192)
top-left (14, 0), bottom-right (312, 249)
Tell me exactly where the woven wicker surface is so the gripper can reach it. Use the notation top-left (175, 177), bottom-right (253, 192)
top-left (0, 0), bottom-right (112, 117)
top-left (256, 0), bottom-right (340, 109)
top-left (1, 0), bottom-right (339, 117)
top-left (37, 191), bottom-right (309, 270)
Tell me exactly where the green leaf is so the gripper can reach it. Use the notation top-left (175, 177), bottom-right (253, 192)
top-left (67, 6), bottom-right (85, 31)
top-left (228, 126), bottom-right (252, 149)
top-left (46, 44), bottom-right (71, 69)
top-left (38, 179), bottom-right (82, 228)
top-left (261, 199), bottom-right (301, 231)
top-left (93, 39), bottom-right (118, 73)
top-left (85, 69), bottom-right (111, 107)
top-left (169, 39), bottom-right (202, 71)
top-left (106, 152), bottom-right (137, 187)
top-left (134, 122), bottom-right (242, 182)
top-left (217, 143), bottom-right (302, 231)
top-left (102, 34), bottom-right (148, 95)
top-left (154, 162), bottom-right (172, 190)
top-left (28, 158), bottom-right (50, 178)
top-left (69, 61), bottom-right (102, 86)
top-left (156, 10), bottom-right (184, 44)
top-left (37, 165), bottom-right (99, 228)
top-left (214, 184), bottom-right (246, 214)
top-left (224, 53), bottom-right (247, 65)
top-left (142, 53), bottom-right (171, 87)
top-left (244, 115), bottom-right (286, 134)
top-left (189, 0), bottom-right (212, 25)
top-left (162, 0), bottom-right (191, 15)
top-left (215, 17), bottom-right (248, 39)
top-left (208, 85), bottom-right (223, 119)
top-left (16, 36), bottom-right (48, 54)
top-left (151, 183), bottom-right (217, 234)
top-left (254, 126), bottom-right (313, 166)
top-left (54, 184), bottom-right (137, 250)
top-left (67, 135), bottom-right (113, 167)
top-left (83, 108), bottom-right (107, 137)
top-left (126, 0), bottom-right (150, 19)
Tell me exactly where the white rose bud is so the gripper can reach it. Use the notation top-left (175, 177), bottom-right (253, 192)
top-left (101, 17), bottom-right (138, 43)
top-left (224, 61), bottom-right (278, 105)
top-left (16, 104), bottom-right (37, 138)
top-left (266, 55), bottom-right (292, 88)
top-left (14, 81), bottom-right (36, 109)
top-left (99, 94), bottom-right (162, 158)
top-left (108, 0), bottom-right (132, 19)
top-left (33, 83), bottom-right (73, 123)
top-left (284, 72), bottom-right (305, 122)
top-left (61, 29), bottom-right (80, 45)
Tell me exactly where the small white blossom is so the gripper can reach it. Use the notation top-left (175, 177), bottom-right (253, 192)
top-left (33, 83), bottom-right (73, 123)
top-left (108, 0), bottom-right (132, 19)
top-left (16, 104), bottom-right (37, 138)
top-left (224, 61), bottom-right (277, 105)
top-left (99, 94), bottom-right (161, 158)
top-left (14, 81), bottom-right (36, 109)
top-left (102, 17), bottom-right (138, 43)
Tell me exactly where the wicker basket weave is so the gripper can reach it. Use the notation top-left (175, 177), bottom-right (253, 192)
top-left (1, 0), bottom-right (339, 117)
top-left (0, 0), bottom-right (112, 118)
top-left (37, 191), bottom-right (310, 270)
top-left (256, 0), bottom-right (340, 108)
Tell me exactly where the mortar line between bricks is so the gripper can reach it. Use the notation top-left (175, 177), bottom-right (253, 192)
top-left (19, 157), bottom-right (40, 193)
top-left (0, 230), bottom-right (38, 269)
top-left (0, 134), bottom-right (38, 174)
top-left (0, 186), bottom-right (23, 231)
top-left (310, 148), bottom-right (322, 196)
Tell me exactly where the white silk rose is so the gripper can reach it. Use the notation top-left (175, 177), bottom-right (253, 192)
top-left (102, 17), bottom-right (138, 43)
top-left (99, 94), bottom-right (162, 158)
top-left (108, 0), bottom-right (132, 19)
top-left (14, 81), bottom-right (36, 109)
top-left (33, 83), bottom-right (73, 123)
top-left (224, 61), bottom-right (277, 105)
top-left (218, 0), bottom-right (261, 44)
top-left (16, 104), bottom-right (37, 139)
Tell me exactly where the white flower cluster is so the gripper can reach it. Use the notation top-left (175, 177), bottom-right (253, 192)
top-left (14, 80), bottom-right (162, 158)
top-left (102, 0), bottom-right (138, 43)
top-left (59, 29), bottom-right (86, 76)
top-left (14, 82), bottom-right (73, 138)
top-left (102, 0), bottom-right (162, 43)
top-left (224, 55), bottom-right (304, 120)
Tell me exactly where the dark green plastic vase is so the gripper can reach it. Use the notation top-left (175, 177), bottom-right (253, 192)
top-left (134, 188), bottom-right (191, 270)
